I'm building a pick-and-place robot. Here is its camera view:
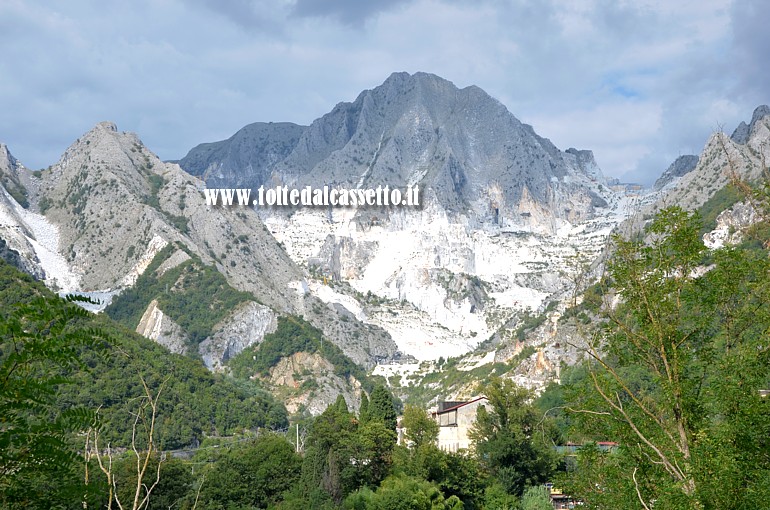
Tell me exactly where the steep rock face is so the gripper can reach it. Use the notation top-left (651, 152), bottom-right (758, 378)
top-left (0, 157), bottom-right (79, 289)
top-left (179, 72), bottom-right (625, 361)
top-left (653, 155), bottom-right (699, 191)
top-left (0, 187), bottom-right (44, 279)
top-left (177, 122), bottom-right (306, 189)
top-left (135, 299), bottom-right (189, 354)
top-left (731, 105), bottom-right (770, 144)
top-left (261, 176), bottom-right (625, 361)
top-left (198, 301), bottom-right (278, 371)
top-left (0, 122), bottom-right (399, 369)
top-left (181, 72), bottom-right (612, 231)
top-left (33, 122), bottom-right (188, 290)
top-left (0, 238), bottom-right (25, 272)
top-left (703, 201), bottom-right (761, 249)
top-left (263, 351), bottom-right (364, 415)
top-left (0, 143), bottom-right (30, 208)
top-left (33, 121), bottom-right (301, 304)
top-left (0, 145), bottom-right (45, 279)
top-left (647, 107), bottom-right (770, 213)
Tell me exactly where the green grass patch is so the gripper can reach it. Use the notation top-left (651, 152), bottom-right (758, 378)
top-left (697, 183), bottom-right (742, 235)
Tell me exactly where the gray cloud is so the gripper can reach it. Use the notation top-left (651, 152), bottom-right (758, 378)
top-left (292, 0), bottom-right (413, 26)
top-left (0, 0), bottom-right (765, 185)
top-left (189, 0), bottom-right (288, 34)
top-left (730, 0), bottom-right (770, 101)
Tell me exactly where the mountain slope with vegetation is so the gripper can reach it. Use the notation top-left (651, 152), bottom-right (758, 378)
top-left (0, 259), bottom-right (289, 450)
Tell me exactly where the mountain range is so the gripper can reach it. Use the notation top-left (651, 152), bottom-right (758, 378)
top-left (1, 71), bottom-right (768, 412)
top-left (179, 72), bottom-right (610, 230)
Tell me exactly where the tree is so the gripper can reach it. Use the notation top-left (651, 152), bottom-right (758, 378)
top-left (521, 485), bottom-right (552, 510)
top-left (563, 206), bottom-right (770, 509)
top-left (434, 451), bottom-right (486, 510)
top-left (482, 482), bottom-right (518, 510)
top-left (348, 420), bottom-right (397, 488)
top-left (0, 290), bottom-right (109, 507)
top-left (369, 385), bottom-right (398, 432)
top-left (91, 455), bottom-right (196, 510)
top-left (343, 473), bottom-right (463, 510)
top-left (469, 377), bottom-right (558, 497)
top-left (401, 404), bottom-right (439, 449)
top-left (301, 398), bottom-right (359, 503)
top-left (199, 433), bottom-right (302, 509)
top-left (393, 438), bottom-right (485, 509)
top-left (359, 393), bottom-right (370, 423)
top-left (85, 376), bottom-right (168, 510)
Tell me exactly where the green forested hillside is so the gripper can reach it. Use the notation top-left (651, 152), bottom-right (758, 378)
top-left (0, 260), bottom-right (288, 451)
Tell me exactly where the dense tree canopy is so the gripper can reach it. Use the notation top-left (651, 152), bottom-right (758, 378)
top-left (470, 377), bottom-right (559, 497)
top-left (0, 289), bottom-right (109, 508)
top-left (560, 207), bottom-right (770, 509)
top-left (199, 434), bottom-right (302, 509)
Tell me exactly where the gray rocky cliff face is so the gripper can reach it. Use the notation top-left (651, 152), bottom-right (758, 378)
top-left (198, 301), bottom-right (278, 371)
top-left (653, 155), bottom-right (699, 191)
top-left (731, 122), bottom-right (751, 144)
top-left (26, 121), bottom-right (303, 307)
top-left (0, 121), bottom-right (398, 369)
top-left (0, 143), bottom-right (29, 207)
top-left (180, 73), bottom-right (626, 365)
top-left (646, 106), bottom-right (770, 214)
top-left (262, 352), bottom-right (364, 415)
top-left (702, 201), bottom-right (761, 249)
top-left (177, 122), bottom-right (306, 189)
top-left (0, 145), bottom-right (70, 283)
top-left (180, 72), bottom-right (612, 231)
top-left (34, 121), bottom-right (192, 291)
top-left (135, 299), bottom-right (189, 355)
top-left (0, 186), bottom-right (43, 278)
top-left (731, 105), bottom-right (770, 144)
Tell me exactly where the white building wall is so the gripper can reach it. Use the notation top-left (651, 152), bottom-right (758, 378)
top-left (435, 398), bottom-right (488, 452)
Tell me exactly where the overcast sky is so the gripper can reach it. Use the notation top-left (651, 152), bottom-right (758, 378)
top-left (1, 0), bottom-right (768, 184)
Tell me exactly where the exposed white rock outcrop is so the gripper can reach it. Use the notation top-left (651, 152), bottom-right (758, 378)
top-left (121, 235), bottom-right (168, 287)
top-left (263, 189), bottom-right (625, 361)
top-left (703, 201), bottom-right (761, 249)
top-left (198, 301), bottom-right (278, 371)
top-left (136, 299), bottom-right (189, 354)
top-left (0, 184), bottom-right (81, 291)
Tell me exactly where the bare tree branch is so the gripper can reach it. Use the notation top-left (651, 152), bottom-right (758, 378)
top-left (633, 467), bottom-right (651, 510)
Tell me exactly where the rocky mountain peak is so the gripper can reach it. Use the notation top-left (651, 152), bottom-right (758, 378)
top-left (181, 72), bottom-right (613, 231)
top-left (302, 70), bottom-right (611, 224)
top-left (194, 73), bottom-right (626, 365)
top-left (645, 105), bottom-right (770, 215)
top-left (731, 104), bottom-right (770, 144)
top-left (653, 154), bottom-right (699, 191)
top-left (1, 121), bottom-right (396, 369)
top-left (177, 121), bottom-right (306, 186)
top-left (749, 105), bottom-right (770, 126)
top-left (97, 120), bottom-right (118, 132)
top-left (0, 143), bottom-right (19, 172)
top-left (53, 121), bottom-right (145, 181)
